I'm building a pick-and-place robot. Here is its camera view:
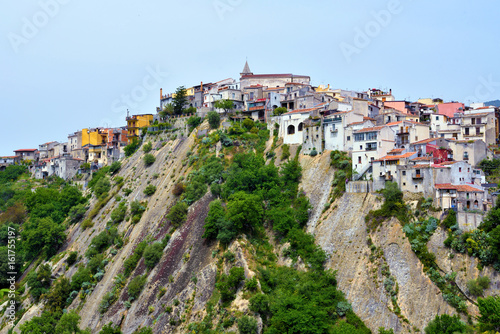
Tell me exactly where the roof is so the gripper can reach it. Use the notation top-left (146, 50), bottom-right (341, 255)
top-left (355, 126), bottom-right (386, 133)
top-left (283, 107), bottom-right (320, 115)
top-left (412, 138), bottom-right (438, 145)
top-left (374, 152), bottom-right (417, 161)
top-left (461, 112), bottom-right (493, 117)
top-left (241, 74), bottom-right (310, 79)
top-left (411, 156), bottom-right (433, 161)
top-left (388, 148), bottom-right (405, 154)
top-left (386, 120), bottom-right (426, 127)
top-left (438, 161), bottom-right (459, 165)
top-left (0, 156), bottom-right (16, 159)
top-left (241, 61), bottom-right (252, 75)
top-left (363, 116), bottom-right (376, 121)
top-left (435, 183), bottom-right (483, 192)
top-left (14, 149), bottom-right (37, 152)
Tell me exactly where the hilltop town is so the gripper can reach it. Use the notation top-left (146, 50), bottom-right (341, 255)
top-left (4, 62), bottom-right (499, 220)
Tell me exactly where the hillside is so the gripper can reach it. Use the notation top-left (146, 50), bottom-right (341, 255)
top-left (0, 117), bottom-right (499, 334)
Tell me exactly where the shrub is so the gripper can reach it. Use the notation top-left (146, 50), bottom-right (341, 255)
top-left (273, 107), bottom-right (287, 116)
top-left (187, 115), bottom-right (203, 130)
top-left (172, 183), bottom-right (185, 196)
top-left (467, 276), bottom-right (491, 297)
top-left (249, 293), bottom-right (269, 316)
top-left (237, 316), bottom-right (258, 334)
top-left (217, 267), bottom-right (245, 304)
top-left (143, 154), bottom-right (156, 166)
top-left (207, 111), bottom-right (221, 129)
top-left (110, 202), bottom-right (127, 224)
top-left (310, 148), bottom-right (318, 157)
top-left (68, 203), bottom-right (88, 224)
top-left (109, 161), bottom-right (121, 175)
top-left (281, 144), bottom-right (290, 160)
top-left (242, 118), bottom-right (255, 130)
top-left (94, 177), bottom-right (111, 198)
top-left (124, 241), bottom-right (147, 276)
top-left (167, 201), bottom-right (188, 228)
top-left (124, 138), bottom-right (141, 157)
top-left (143, 185), bottom-right (157, 196)
top-left (424, 314), bottom-right (466, 334)
top-left (66, 251), bottom-right (78, 265)
top-left (143, 142), bottom-right (152, 153)
top-left (128, 275), bottom-right (147, 300)
top-left (143, 242), bottom-right (163, 269)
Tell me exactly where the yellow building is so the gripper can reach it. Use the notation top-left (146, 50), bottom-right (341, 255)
top-left (82, 128), bottom-right (107, 147)
top-left (126, 114), bottom-right (154, 139)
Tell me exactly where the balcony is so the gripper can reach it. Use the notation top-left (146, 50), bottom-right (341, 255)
top-left (365, 146), bottom-right (377, 151)
top-left (413, 173), bottom-right (423, 179)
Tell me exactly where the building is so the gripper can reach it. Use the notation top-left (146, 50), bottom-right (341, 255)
top-left (386, 120), bottom-right (429, 149)
top-left (14, 149), bottom-right (38, 162)
top-left (126, 114), bottom-right (154, 140)
top-left (434, 184), bottom-right (486, 212)
top-left (239, 61), bottom-right (310, 90)
top-left (351, 125), bottom-right (395, 179)
top-left (459, 111), bottom-right (496, 145)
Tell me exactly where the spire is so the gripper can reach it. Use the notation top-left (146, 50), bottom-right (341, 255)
top-left (241, 60), bottom-right (253, 76)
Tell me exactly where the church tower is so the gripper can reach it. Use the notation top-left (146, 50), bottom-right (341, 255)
top-left (240, 60), bottom-right (253, 76)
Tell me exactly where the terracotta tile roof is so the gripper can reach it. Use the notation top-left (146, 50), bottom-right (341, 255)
top-left (355, 126), bottom-right (386, 133)
top-left (386, 121), bottom-right (403, 126)
top-left (387, 120), bottom-right (426, 126)
top-left (475, 106), bottom-right (494, 110)
top-left (435, 183), bottom-right (483, 192)
top-left (411, 156), bottom-right (433, 161)
top-left (412, 138), bottom-right (437, 145)
top-left (411, 165), bottom-right (432, 168)
top-left (461, 112), bottom-right (492, 117)
top-left (438, 161), bottom-right (458, 165)
top-left (14, 149), bottom-right (37, 152)
top-left (388, 148), bottom-right (404, 154)
top-left (364, 116), bottom-right (376, 121)
top-left (0, 156), bottom-right (16, 159)
top-left (249, 106), bottom-right (265, 111)
top-left (348, 121), bottom-right (364, 126)
top-left (374, 152), bottom-right (417, 161)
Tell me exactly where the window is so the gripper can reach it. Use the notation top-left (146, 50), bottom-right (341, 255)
top-left (347, 136), bottom-right (351, 141)
top-left (287, 125), bottom-right (295, 135)
top-left (366, 132), bottom-right (377, 140)
top-left (402, 171), bottom-right (406, 176)
top-left (465, 127), bottom-right (469, 135)
top-left (358, 157), bottom-right (361, 164)
top-left (298, 123), bottom-right (304, 131)
top-left (354, 133), bottom-right (365, 141)
top-left (366, 142), bottom-right (377, 151)
top-left (459, 167), bottom-right (462, 172)
top-left (436, 116), bottom-right (439, 120)
top-left (403, 182), bottom-right (406, 186)
top-left (415, 185), bottom-right (418, 189)
top-left (467, 168), bottom-right (470, 172)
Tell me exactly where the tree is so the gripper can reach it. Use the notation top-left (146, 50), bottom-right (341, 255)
top-left (22, 217), bottom-right (66, 260)
top-left (187, 115), bottom-right (203, 131)
top-left (54, 310), bottom-right (82, 334)
top-left (143, 153), bottom-right (156, 166)
top-left (143, 243), bottom-right (163, 269)
top-left (203, 200), bottom-right (226, 240)
top-left (167, 201), bottom-right (188, 227)
top-left (424, 314), bottom-right (466, 334)
top-left (173, 86), bottom-right (188, 115)
top-left (128, 274), bottom-right (147, 300)
top-left (207, 111), bottom-right (221, 129)
top-left (242, 118), bottom-right (255, 130)
top-left (214, 99), bottom-right (234, 114)
top-left (99, 323), bottom-right (122, 334)
top-left (160, 103), bottom-right (174, 119)
top-left (124, 138), bottom-right (141, 157)
top-left (142, 142), bottom-right (152, 153)
top-left (237, 315), bottom-right (258, 334)
top-left (226, 191), bottom-right (263, 231)
top-left (45, 276), bottom-right (71, 312)
top-left (273, 107), bottom-right (288, 116)
top-left (109, 161), bottom-right (121, 175)
top-left (20, 311), bottom-right (60, 334)
top-left (478, 295), bottom-right (500, 332)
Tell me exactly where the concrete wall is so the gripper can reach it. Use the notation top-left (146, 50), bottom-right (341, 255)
top-left (457, 212), bottom-right (484, 232)
top-left (346, 181), bottom-right (373, 193)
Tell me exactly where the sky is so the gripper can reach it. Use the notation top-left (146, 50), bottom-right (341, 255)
top-left (1, 0), bottom-right (500, 155)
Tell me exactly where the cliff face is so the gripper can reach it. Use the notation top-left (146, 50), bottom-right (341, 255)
top-left (298, 153), bottom-right (457, 333)
top-left (5, 137), bottom-right (499, 333)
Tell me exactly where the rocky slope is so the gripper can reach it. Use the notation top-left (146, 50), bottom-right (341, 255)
top-left (4, 131), bottom-right (499, 333)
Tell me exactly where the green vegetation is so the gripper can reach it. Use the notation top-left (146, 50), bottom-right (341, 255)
top-left (217, 266), bottom-right (245, 305)
top-left (330, 150), bottom-right (352, 200)
top-left (444, 200), bottom-right (500, 272)
top-left (143, 185), bottom-right (157, 196)
top-left (187, 115), bottom-right (203, 131)
top-left (237, 315), bottom-right (258, 334)
top-left (467, 276), bottom-right (491, 297)
top-left (166, 201), bottom-right (188, 227)
top-left (365, 182), bottom-right (409, 230)
top-left (477, 295), bottom-right (500, 332)
top-left (124, 138), bottom-right (141, 157)
top-left (272, 107), bottom-right (287, 116)
top-left (142, 141), bottom-right (153, 153)
top-left (207, 111), bottom-right (221, 129)
top-left (143, 153), bottom-right (156, 166)
top-left (143, 242), bottom-right (163, 269)
top-left (214, 99), bottom-right (234, 114)
top-left (110, 201), bottom-right (127, 224)
top-left (424, 314), bottom-right (466, 334)
top-left (173, 86), bottom-right (188, 115)
top-left (124, 241), bottom-right (148, 276)
top-left (128, 274), bottom-right (147, 300)
top-left (281, 144), bottom-right (290, 160)
top-left (109, 161), bottom-right (121, 175)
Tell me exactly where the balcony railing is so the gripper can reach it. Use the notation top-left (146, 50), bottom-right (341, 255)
top-left (413, 173), bottom-right (423, 179)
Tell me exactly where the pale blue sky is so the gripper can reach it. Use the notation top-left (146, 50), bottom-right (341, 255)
top-left (1, 0), bottom-right (499, 155)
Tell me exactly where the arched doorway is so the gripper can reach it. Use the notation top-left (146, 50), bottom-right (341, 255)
top-left (298, 123), bottom-right (303, 131)
top-left (287, 125), bottom-right (295, 135)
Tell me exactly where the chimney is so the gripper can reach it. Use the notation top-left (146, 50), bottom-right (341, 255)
top-left (201, 81), bottom-right (203, 91)
top-left (160, 88), bottom-right (163, 99)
